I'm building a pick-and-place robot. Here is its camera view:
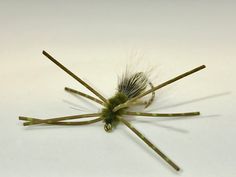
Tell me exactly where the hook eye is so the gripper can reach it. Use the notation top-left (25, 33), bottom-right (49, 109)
top-left (104, 123), bottom-right (112, 132)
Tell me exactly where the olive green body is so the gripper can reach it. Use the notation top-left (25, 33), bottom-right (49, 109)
top-left (101, 92), bottom-right (128, 132)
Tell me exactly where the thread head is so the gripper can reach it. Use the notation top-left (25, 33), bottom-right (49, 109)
top-left (104, 123), bottom-right (112, 132)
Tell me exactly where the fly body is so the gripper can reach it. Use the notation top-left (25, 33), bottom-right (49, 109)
top-left (19, 50), bottom-right (206, 172)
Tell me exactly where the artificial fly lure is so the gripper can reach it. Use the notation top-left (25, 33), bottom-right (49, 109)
top-left (19, 51), bottom-right (206, 171)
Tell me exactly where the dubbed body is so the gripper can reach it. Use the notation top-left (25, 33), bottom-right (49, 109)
top-left (102, 72), bottom-right (150, 132)
top-left (101, 92), bottom-right (128, 132)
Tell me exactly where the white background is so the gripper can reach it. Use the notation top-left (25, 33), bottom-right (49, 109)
top-left (0, 1), bottom-right (235, 177)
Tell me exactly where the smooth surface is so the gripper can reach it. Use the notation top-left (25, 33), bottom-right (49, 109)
top-left (0, 1), bottom-right (235, 177)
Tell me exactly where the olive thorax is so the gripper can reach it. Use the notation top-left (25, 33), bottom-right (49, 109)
top-left (101, 92), bottom-right (128, 132)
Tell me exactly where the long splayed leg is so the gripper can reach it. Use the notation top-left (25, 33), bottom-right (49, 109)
top-left (23, 117), bottom-right (103, 126)
top-left (118, 116), bottom-right (180, 171)
top-left (19, 113), bottom-right (101, 126)
top-left (124, 111), bottom-right (200, 117)
top-left (113, 65), bottom-right (206, 112)
top-left (42, 117), bottom-right (103, 125)
top-left (42, 51), bottom-right (108, 104)
top-left (65, 87), bottom-right (104, 105)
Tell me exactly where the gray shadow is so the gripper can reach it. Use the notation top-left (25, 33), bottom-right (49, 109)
top-left (145, 122), bottom-right (188, 133)
top-left (148, 92), bottom-right (231, 111)
top-left (125, 114), bottom-right (220, 134)
top-left (126, 117), bottom-right (188, 133)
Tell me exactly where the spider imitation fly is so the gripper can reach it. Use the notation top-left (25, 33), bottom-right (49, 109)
top-left (19, 51), bottom-right (206, 171)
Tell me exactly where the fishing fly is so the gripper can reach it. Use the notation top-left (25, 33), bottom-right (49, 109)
top-left (19, 51), bottom-right (206, 171)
